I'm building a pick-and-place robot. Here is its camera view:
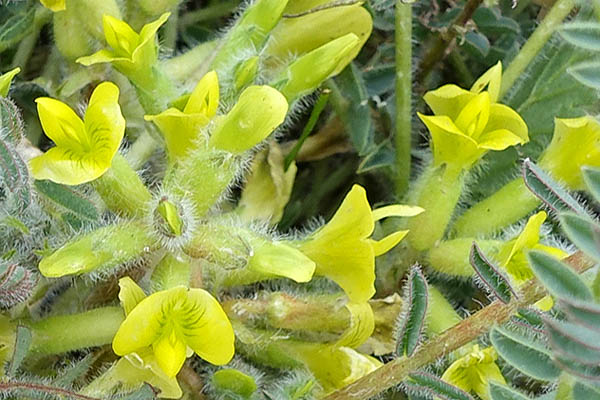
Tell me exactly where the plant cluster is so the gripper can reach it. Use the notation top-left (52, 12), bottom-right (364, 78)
top-left (0, 0), bottom-right (599, 399)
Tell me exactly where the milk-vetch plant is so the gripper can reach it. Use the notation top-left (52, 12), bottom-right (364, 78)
top-left (1, 0), bottom-right (600, 399)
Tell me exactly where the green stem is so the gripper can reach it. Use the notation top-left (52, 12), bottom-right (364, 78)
top-left (407, 163), bottom-right (465, 252)
top-left (395, 0), bottom-right (412, 197)
top-left (163, 7), bottom-right (179, 54)
top-left (427, 238), bottom-right (503, 277)
top-left (130, 66), bottom-right (177, 115)
top-left (93, 154), bottom-right (152, 218)
top-left (500, 0), bottom-right (577, 99)
top-left (451, 178), bottom-right (540, 238)
top-left (28, 307), bottom-right (124, 355)
top-left (11, 7), bottom-right (52, 70)
top-left (323, 251), bottom-right (595, 400)
top-left (594, 0), bottom-right (600, 21)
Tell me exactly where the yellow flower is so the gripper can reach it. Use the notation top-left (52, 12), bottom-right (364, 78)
top-left (441, 345), bottom-right (505, 400)
top-left (145, 71), bottom-right (219, 161)
top-left (539, 116), bottom-right (600, 190)
top-left (296, 184), bottom-right (423, 303)
top-left (418, 62), bottom-right (528, 170)
top-left (29, 82), bottom-right (125, 185)
top-left (113, 277), bottom-right (235, 378)
top-left (496, 211), bottom-right (567, 310)
top-left (77, 13), bottom-right (170, 76)
top-left (39, 0), bottom-right (65, 11)
top-left (0, 68), bottom-right (20, 97)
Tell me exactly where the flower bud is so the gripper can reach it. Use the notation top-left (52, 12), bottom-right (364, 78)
top-left (209, 85), bottom-right (288, 154)
top-left (0, 68), bottom-right (20, 98)
top-left (274, 33), bottom-right (360, 102)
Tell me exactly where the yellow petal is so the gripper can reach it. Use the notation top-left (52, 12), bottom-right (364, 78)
top-left (454, 92), bottom-right (490, 139)
top-left (83, 81), bottom-right (125, 160)
top-left (417, 113), bottom-right (480, 168)
top-left (278, 33), bottom-right (360, 101)
top-left (423, 84), bottom-right (475, 121)
top-left (103, 15), bottom-right (139, 57)
top-left (182, 288), bottom-right (235, 366)
top-left (114, 352), bottom-right (182, 398)
top-left (539, 116), bottom-right (600, 190)
top-left (153, 329), bottom-right (187, 377)
top-left (209, 85), bottom-right (288, 154)
top-left (371, 205), bottom-right (424, 220)
top-left (336, 302), bottom-right (375, 348)
top-left (184, 70), bottom-right (219, 116)
top-left (29, 147), bottom-right (113, 185)
top-left (0, 67), bottom-right (20, 97)
top-left (248, 240), bottom-right (316, 283)
top-left (314, 185), bottom-right (374, 240)
top-left (133, 12), bottom-right (171, 66)
top-left (118, 277), bottom-right (147, 316)
top-left (477, 129), bottom-right (526, 150)
top-left (39, 0), bottom-right (66, 11)
top-left (370, 230), bottom-right (408, 256)
top-left (113, 290), bottom-right (171, 356)
top-left (471, 61), bottom-right (502, 103)
top-left (485, 103), bottom-right (529, 144)
top-left (145, 109), bottom-right (210, 160)
top-left (35, 97), bottom-right (86, 150)
top-left (76, 49), bottom-right (124, 67)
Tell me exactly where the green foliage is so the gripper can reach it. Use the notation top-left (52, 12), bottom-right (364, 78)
top-left (395, 265), bottom-right (429, 357)
top-left (469, 242), bottom-right (516, 304)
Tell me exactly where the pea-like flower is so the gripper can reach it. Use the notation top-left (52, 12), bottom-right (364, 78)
top-left (418, 62), bottom-right (529, 170)
top-left (497, 211), bottom-right (567, 310)
top-left (539, 116), bottom-right (600, 190)
top-left (441, 345), bottom-right (505, 400)
top-left (145, 71), bottom-right (219, 161)
top-left (77, 13), bottom-right (169, 77)
top-left (112, 277), bottom-right (235, 378)
top-left (29, 82), bottom-right (125, 185)
top-left (295, 185), bottom-right (423, 303)
top-left (0, 67), bottom-right (20, 97)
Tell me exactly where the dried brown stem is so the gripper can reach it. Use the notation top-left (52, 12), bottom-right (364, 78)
top-left (324, 251), bottom-right (594, 400)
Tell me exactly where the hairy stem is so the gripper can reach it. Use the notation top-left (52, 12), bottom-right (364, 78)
top-left (395, 0), bottom-right (412, 197)
top-left (500, 0), bottom-right (577, 98)
top-left (0, 381), bottom-right (101, 400)
top-left (324, 251), bottom-right (594, 400)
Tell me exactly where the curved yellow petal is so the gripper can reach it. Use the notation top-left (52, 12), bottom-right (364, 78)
top-left (35, 97), bottom-right (86, 150)
top-left (184, 70), bottom-right (219, 116)
top-left (112, 290), bottom-right (171, 356)
top-left (477, 129), bottom-right (525, 150)
top-left (209, 85), bottom-right (288, 154)
top-left (314, 185), bottom-right (374, 240)
top-left (133, 12), bottom-right (170, 66)
top-left (39, 0), bottom-right (65, 11)
top-left (103, 15), bottom-right (139, 57)
top-left (485, 103), bottom-right (529, 143)
top-left (115, 351), bottom-right (183, 398)
top-left (471, 61), bottom-right (502, 103)
top-left (0, 67), bottom-right (20, 97)
top-left (423, 84), bottom-right (475, 121)
top-left (29, 147), bottom-right (111, 185)
top-left (371, 205), bottom-right (424, 220)
top-left (539, 116), bottom-right (600, 190)
top-left (248, 240), bottom-right (316, 283)
top-left (76, 49), bottom-right (123, 67)
top-left (370, 230), bottom-right (408, 256)
top-left (418, 113), bottom-right (480, 168)
top-left (337, 302), bottom-right (375, 348)
top-left (454, 92), bottom-right (490, 139)
top-left (182, 288), bottom-right (235, 366)
top-left (118, 277), bottom-right (147, 316)
top-left (153, 329), bottom-right (187, 377)
top-left (84, 82), bottom-right (125, 158)
top-left (145, 109), bottom-right (210, 160)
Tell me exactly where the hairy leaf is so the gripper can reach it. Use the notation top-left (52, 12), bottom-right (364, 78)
top-left (560, 213), bottom-right (600, 263)
top-left (404, 371), bottom-right (474, 400)
top-left (396, 265), bottom-right (428, 357)
top-left (470, 242), bottom-right (517, 304)
top-left (489, 382), bottom-right (532, 400)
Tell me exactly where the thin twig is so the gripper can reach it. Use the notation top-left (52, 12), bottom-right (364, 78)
top-left (416, 0), bottom-right (484, 83)
top-left (283, 0), bottom-right (361, 18)
top-left (324, 251), bottom-right (594, 400)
